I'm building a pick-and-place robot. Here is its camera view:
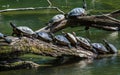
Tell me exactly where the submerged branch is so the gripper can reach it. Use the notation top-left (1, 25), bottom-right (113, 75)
top-left (47, 0), bottom-right (52, 7)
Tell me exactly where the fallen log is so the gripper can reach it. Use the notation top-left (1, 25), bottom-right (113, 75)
top-left (0, 37), bottom-right (96, 60)
top-left (36, 9), bottom-right (120, 33)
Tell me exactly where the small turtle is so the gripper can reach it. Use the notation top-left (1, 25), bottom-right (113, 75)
top-left (76, 36), bottom-right (92, 50)
top-left (68, 8), bottom-right (86, 18)
top-left (36, 32), bottom-right (52, 43)
top-left (73, 34), bottom-right (97, 53)
top-left (46, 14), bottom-right (65, 30)
top-left (92, 43), bottom-right (109, 54)
top-left (103, 39), bottom-right (118, 54)
top-left (54, 35), bottom-right (72, 48)
top-left (0, 33), bottom-right (12, 44)
top-left (10, 22), bottom-right (35, 38)
top-left (63, 32), bottom-right (77, 48)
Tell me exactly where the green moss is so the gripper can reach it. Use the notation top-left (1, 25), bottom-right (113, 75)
top-left (0, 46), bottom-right (12, 54)
top-left (19, 54), bottom-right (56, 64)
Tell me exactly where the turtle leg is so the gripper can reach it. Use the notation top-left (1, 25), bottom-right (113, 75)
top-left (4, 37), bottom-right (12, 44)
top-left (68, 44), bottom-right (72, 49)
top-left (91, 48), bottom-right (98, 54)
top-left (75, 44), bottom-right (78, 49)
top-left (12, 32), bottom-right (15, 36)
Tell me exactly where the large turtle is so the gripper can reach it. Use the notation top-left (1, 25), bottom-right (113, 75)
top-left (0, 32), bottom-right (12, 44)
top-left (63, 32), bottom-right (78, 48)
top-left (103, 39), bottom-right (118, 54)
top-left (36, 32), bottom-right (52, 43)
top-left (54, 35), bottom-right (72, 48)
top-left (10, 22), bottom-right (35, 38)
top-left (92, 43), bottom-right (109, 54)
top-left (46, 14), bottom-right (65, 30)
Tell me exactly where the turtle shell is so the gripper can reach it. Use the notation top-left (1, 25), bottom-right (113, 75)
top-left (49, 14), bottom-right (65, 23)
top-left (65, 33), bottom-right (77, 46)
top-left (68, 8), bottom-right (85, 17)
top-left (76, 36), bottom-right (92, 50)
top-left (36, 32), bottom-right (52, 42)
top-left (17, 26), bottom-right (34, 35)
top-left (92, 43), bottom-right (108, 54)
top-left (55, 35), bottom-right (70, 46)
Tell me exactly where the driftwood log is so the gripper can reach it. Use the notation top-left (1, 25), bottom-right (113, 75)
top-left (36, 9), bottom-right (120, 33)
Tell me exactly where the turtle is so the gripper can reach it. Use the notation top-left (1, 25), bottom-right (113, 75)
top-left (46, 14), bottom-right (65, 30)
top-left (67, 7), bottom-right (90, 30)
top-left (63, 32), bottom-right (78, 48)
top-left (68, 8), bottom-right (86, 18)
top-left (68, 0), bottom-right (87, 17)
top-left (54, 35), bottom-right (72, 48)
top-left (91, 43), bottom-right (109, 54)
top-left (76, 36), bottom-right (92, 50)
top-left (10, 22), bottom-right (35, 38)
top-left (74, 35), bottom-right (97, 53)
top-left (36, 31), bottom-right (52, 43)
top-left (103, 39), bottom-right (118, 54)
top-left (67, 0), bottom-right (87, 18)
top-left (0, 32), bottom-right (12, 44)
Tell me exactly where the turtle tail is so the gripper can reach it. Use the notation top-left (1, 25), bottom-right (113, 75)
top-left (10, 22), bottom-right (17, 28)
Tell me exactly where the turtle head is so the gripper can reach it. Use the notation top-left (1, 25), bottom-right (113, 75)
top-left (64, 13), bottom-right (69, 19)
top-left (10, 22), bottom-right (17, 28)
top-left (103, 39), bottom-right (108, 43)
top-left (72, 32), bottom-right (76, 36)
top-left (49, 32), bottom-right (54, 39)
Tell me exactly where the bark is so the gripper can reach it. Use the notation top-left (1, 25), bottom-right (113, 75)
top-left (0, 37), bottom-right (96, 60)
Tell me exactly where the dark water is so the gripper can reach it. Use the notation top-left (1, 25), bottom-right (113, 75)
top-left (0, 0), bottom-right (120, 75)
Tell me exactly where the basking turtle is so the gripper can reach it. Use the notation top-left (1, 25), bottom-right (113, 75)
top-left (0, 32), bottom-right (12, 44)
top-left (36, 32), bottom-right (52, 43)
top-left (68, 8), bottom-right (86, 18)
top-left (54, 35), bottom-right (72, 48)
top-left (76, 36), bottom-right (92, 50)
top-left (92, 43), bottom-right (109, 54)
top-left (103, 39), bottom-right (118, 54)
top-left (68, 0), bottom-right (87, 18)
top-left (63, 32), bottom-right (77, 48)
top-left (46, 14), bottom-right (65, 30)
top-left (10, 22), bottom-right (35, 38)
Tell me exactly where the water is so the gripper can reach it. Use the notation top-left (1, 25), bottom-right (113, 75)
top-left (0, 55), bottom-right (120, 75)
top-left (0, 0), bottom-right (120, 74)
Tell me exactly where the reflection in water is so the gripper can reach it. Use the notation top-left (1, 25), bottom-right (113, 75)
top-left (91, 0), bottom-right (95, 9)
top-left (92, 54), bottom-right (120, 75)
top-left (107, 31), bottom-right (119, 40)
top-left (0, 55), bottom-right (120, 75)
